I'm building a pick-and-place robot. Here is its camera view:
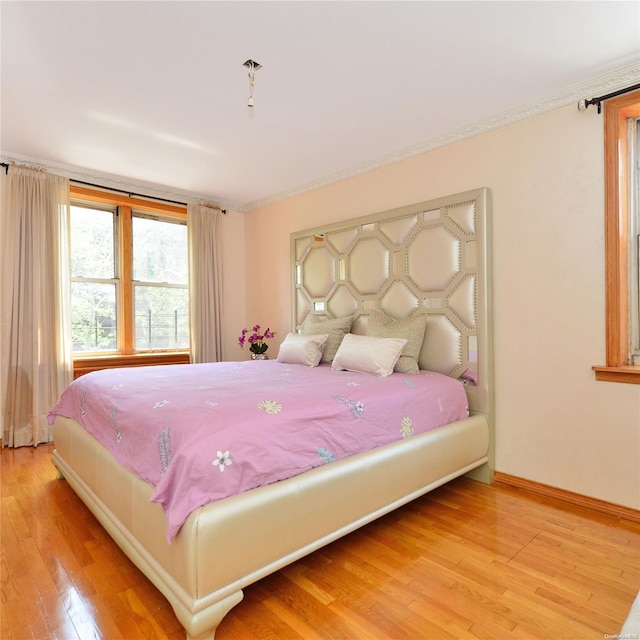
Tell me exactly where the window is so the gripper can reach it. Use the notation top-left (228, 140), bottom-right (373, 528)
top-left (593, 90), bottom-right (640, 384)
top-left (69, 186), bottom-right (189, 376)
top-left (131, 214), bottom-right (189, 350)
top-left (70, 202), bottom-right (118, 352)
top-left (631, 119), bottom-right (640, 364)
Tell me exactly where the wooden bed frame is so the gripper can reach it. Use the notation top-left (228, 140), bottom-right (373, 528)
top-left (52, 187), bottom-right (493, 639)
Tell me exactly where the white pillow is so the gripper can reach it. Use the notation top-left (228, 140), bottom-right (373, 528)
top-left (332, 333), bottom-right (407, 377)
top-left (277, 333), bottom-right (329, 367)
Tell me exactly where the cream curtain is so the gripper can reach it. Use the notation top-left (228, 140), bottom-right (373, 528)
top-left (187, 203), bottom-right (224, 363)
top-left (0, 166), bottom-right (73, 447)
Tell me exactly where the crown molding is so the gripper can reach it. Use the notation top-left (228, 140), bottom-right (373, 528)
top-left (0, 152), bottom-right (229, 210)
top-left (240, 63), bottom-right (640, 212)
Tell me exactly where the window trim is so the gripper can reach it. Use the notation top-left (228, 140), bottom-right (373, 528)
top-left (70, 185), bottom-right (186, 218)
top-left (69, 186), bottom-right (189, 376)
top-left (593, 89), bottom-right (640, 384)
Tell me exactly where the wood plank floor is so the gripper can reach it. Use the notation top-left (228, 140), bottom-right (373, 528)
top-left (2, 444), bottom-right (639, 640)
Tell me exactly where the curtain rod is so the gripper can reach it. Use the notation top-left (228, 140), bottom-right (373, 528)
top-left (0, 163), bottom-right (226, 213)
top-left (578, 83), bottom-right (640, 114)
top-left (72, 179), bottom-right (227, 214)
top-left (72, 178), bottom-right (188, 206)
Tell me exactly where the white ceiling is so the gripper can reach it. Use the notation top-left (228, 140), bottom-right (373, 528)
top-left (2, 1), bottom-right (639, 211)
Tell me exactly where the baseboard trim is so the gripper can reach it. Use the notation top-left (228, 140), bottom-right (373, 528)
top-left (494, 472), bottom-right (640, 524)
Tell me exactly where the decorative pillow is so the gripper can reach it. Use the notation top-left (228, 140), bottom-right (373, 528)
top-left (277, 333), bottom-right (329, 367)
top-left (301, 315), bottom-right (353, 363)
top-left (366, 310), bottom-right (427, 374)
top-left (332, 333), bottom-right (407, 377)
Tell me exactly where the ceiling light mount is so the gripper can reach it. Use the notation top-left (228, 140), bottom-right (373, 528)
top-left (243, 59), bottom-right (262, 72)
top-left (243, 59), bottom-right (262, 109)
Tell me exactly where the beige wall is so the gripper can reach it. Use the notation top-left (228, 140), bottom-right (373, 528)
top-left (231, 102), bottom-right (640, 510)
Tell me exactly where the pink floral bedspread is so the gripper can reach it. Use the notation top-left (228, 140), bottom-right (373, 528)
top-left (48, 361), bottom-right (468, 541)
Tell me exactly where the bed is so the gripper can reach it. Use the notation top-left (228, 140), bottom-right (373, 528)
top-left (50, 187), bottom-right (493, 640)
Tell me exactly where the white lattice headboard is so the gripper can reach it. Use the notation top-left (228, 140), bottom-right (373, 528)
top-left (291, 188), bottom-right (493, 418)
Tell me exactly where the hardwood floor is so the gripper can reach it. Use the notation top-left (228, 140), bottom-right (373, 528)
top-left (2, 444), bottom-right (639, 640)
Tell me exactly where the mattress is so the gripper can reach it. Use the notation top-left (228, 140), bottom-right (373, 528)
top-left (48, 360), bottom-right (470, 541)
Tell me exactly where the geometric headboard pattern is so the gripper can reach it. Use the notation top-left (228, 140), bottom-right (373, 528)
top-left (291, 187), bottom-right (492, 417)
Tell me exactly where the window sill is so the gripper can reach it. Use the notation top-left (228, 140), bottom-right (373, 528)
top-left (73, 352), bottom-right (190, 378)
top-left (592, 365), bottom-right (640, 385)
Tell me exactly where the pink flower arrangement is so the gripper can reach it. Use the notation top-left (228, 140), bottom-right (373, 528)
top-left (238, 324), bottom-right (275, 355)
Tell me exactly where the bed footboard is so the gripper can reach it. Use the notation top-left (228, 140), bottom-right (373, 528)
top-left (52, 413), bottom-right (489, 639)
top-left (51, 446), bottom-right (243, 639)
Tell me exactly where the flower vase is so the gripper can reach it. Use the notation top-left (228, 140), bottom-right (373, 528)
top-left (251, 353), bottom-right (268, 360)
